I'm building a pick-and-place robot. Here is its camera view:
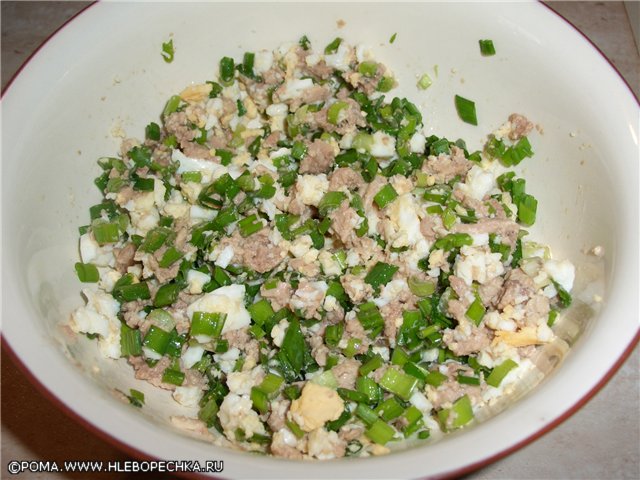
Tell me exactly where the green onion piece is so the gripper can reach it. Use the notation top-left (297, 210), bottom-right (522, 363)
top-left (454, 94), bottom-right (478, 126)
top-left (502, 137), bottom-right (533, 166)
top-left (291, 140), bottom-right (307, 160)
top-left (425, 370), bottom-right (447, 387)
top-left (139, 227), bottom-right (173, 253)
top-left (286, 419), bottom-right (305, 438)
top-left (359, 354), bottom-right (383, 377)
top-left (408, 276), bottom-right (436, 297)
top-left (120, 323), bottom-right (142, 356)
top-left (356, 302), bottom-right (385, 335)
top-left (247, 299), bottom-right (275, 326)
top-left (181, 171), bottom-right (202, 183)
top-left (142, 325), bottom-right (172, 356)
top-left (216, 149), bottom-right (233, 166)
top-left (389, 33), bottom-right (397, 44)
top-left (250, 387), bottom-right (269, 414)
top-left (465, 297), bottom-right (486, 326)
top-left (127, 389), bottom-right (145, 407)
top-left (402, 405), bottom-right (424, 438)
top-left (257, 373), bottom-right (284, 395)
top-left (326, 408), bottom-right (352, 432)
top-left (158, 246), bottom-right (183, 269)
top-left (403, 361), bottom-right (429, 381)
top-left (324, 323), bottom-right (344, 348)
top-left (163, 95), bottom-right (182, 117)
top-left (379, 368), bottom-right (418, 401)
top-left (318, 191), bottom-right (347, 216)
top-left (355, 403), bottom-right (379, 426)
top-left (486, 359), bottom-right (518, 387)
top-left (377, 397), bottom-right (405, 422)
top-left (239, 52), bottom-right (256, 79)
top-left (161, 39), bottom-right (174, 63)
top-left (207, 81), bottom-right (223, 98)
top-left (433, 233), bottom-right (473, 251)
top-left (299, 34), bottom-right (311, 51)
top-left (548, 309), bottom-right (559, 327)
top-left (154, 283), bottom-right (182, 307)
top-left (365, 419), bottom-right (396, 445)
top-left (74, 262), bottom-right (99, 283)
top-left (356, 376), bottom-right (382, 404)
top-left (327, 101), bottom-right (348, 125)
top-left (92, 222), bottom-right (120, 244)
top-left (449, 394), bottom-right (474, 429)
top-left (364, 262), bottom-right (399, 290)
top-left (324, 37), bottom-right (342, 54)
top-left (113, 282), bottom-right (151, 302)
top-left (391, 347), bottom-right (410, 366)
top-left (337, 388), bottom-right (369, 404)
top-left (417, 73), bottom-right (432, 90)
top-left (343, 338), bottom-right (362, 358)
top-left (198, 397), bottom-right (219, 427)
top-left (147, 308), bottom-right (176, 332)
top-left (145, 122), bottom-right (161, 141)
top-left (162, 368), bottom-right (185, 386)
top-left (479, 39), bottom-right (496, 56)
top-left (553, 281), bottom-right (573, 308)
top-left (190, 311), bottom-right (226, 340)
top-left (377, 76), bottom-right (395, 92)
top-left (456, 374), bottom-right (481, 386)
top-left (517, 193), bottom-right (538, 226)
top-left (278, 318), bottom-right (308, 379)
top-left (238, 214), bottom-right (264, 237)
top-left (358, 61), bottom-right (378, 77)
top-left (283, 385), bottom-right (301, 400)
top-left (373, 184), bottom-right (398, 209)
top-left (219, 56), bottom-right (235, 85)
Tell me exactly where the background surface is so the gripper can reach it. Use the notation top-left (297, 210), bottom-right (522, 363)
top-left (1, 2), bottom-right (638, 479)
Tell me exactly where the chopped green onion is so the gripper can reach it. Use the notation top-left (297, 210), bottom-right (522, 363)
top-left (379, 368), bottom-right (418, 401)
top-left (190, 311), bottom-right (226, 340)
top-left (359, 354), bottom-right (384, 377)
top-left (162, 368), bottom-right (185, 386)
top-left (486, 359), bottom-right (518, 387)
top-left (456, 374), bottom-right (481, 386)
top-left (517, 193), bottom-right (538, 226)
top-left (356, 302), bottom-right (385, 335)
top-left (286, 419), bottom-right (305, 438)
top-left (465, 297), bottom-right (486, 325)
top-left (407, 276), bottom-right (436, 297)
top-left (239, 52), bottom-right (256, 79)
top-left (553, 281), bottom-right (573, 308)
top-left (247, 299), bottom-right (275, 326)
top-left (139, 227), bottom-right (173, 253)
top-left (391, 347), bottom-right (410, 367)
top-left (207, 81), bottom-right (223, 98)
top-left (376, 397), bottom-right (405, 421)
top-left (373, 184), bottom-right (398, 209)
top-left (147, 308), bottom-right (176, 332)
top-left (154, 282), bottom-right (182, 307)
top-left (299, 35), bottom-right (311, 51)
top-left (318, 191), bottom-right (347, 216)
top-left (355, 403), bottom-right (379, 426)
top-left (324, 323), bottom-right (344, 348)
top-left (337, 388), bottom-right (369, 403)
top-left (548, 309), bottom-right (559, 327)
top-left (479, 39), bottom-right (496, 56)
top-left (113, 281), bottom-right (151, 302)
top-left (358, 61), bottom-right (378, 77)
top-left (343, 338), bottom-right (362, 358)
top-left (377, 76), bottom-right (395, 92)
top-left (364, 262), bottom-right (399, 290)
top-left (433, 233), bottom-right (473, 251)
top-left (454, 95), bottom-right (478, 126)
top-left (327, 101), bottom-right (348, 125)
top-left (365, 419), bottom-right (396, 445)
top-left (238, 214), bottom-right (264, 237)
top-left (438, 394), bottom-right (474, 430)
top-left (161, 39), bottom-right (174, 63)
top-left (324, 37), bottom-right (342, 54)
top-left (74, 262), bottom-right (99, 283)
top-left (417, 73), bottom-right (432, 90)
top-left (158, 246), bottom-right (183, 268)
top-left (120, 323), bottom-right (142, 357)
top-left (145, 122), bottom-right (161, 141)
top-left (198, 396), bottom-right (219, 427)
top-left (163, 95), bottom-right (182, 117)
top-left (219, 56), bottom-right (235, 85)
top-left (257, 373), bottom-right (284, 395)
top-left (127, 389), bottom-right (145, 407)
top-left (425, 370), bottom-right (447, 387)
top-left (389, 33), bottom-right (397, 44)
top-left (92, 222), bottom-right (120, 244)
top-left (250, 387), bottom-right (269, 414)
top-left (142, 325), bottom-right (172, 356)
top-left (356, 376), bottom-right (382, 404)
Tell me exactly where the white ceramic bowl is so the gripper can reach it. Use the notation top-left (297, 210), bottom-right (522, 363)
top-left (2, 2), bottom-right (638, 478)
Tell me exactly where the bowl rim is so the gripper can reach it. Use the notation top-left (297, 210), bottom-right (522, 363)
top-left (1, 1), bottom-right (638, 478)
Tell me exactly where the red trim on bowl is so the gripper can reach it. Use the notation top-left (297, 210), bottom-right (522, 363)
top-left (2, 2), bottom-right (638, 479)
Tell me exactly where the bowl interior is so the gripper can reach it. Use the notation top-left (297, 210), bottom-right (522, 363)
top-left (2, 2), bottom-right (638, 478)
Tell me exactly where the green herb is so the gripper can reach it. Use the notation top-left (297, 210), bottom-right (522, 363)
top-left (553, 281), bottom-right (573, 308)
top-left (120, 324), bottom-right (142, 357)
top-left (364, 262), bottom-right (399, 290)
top-left (299, 35), bottom-right (311, 51)
top-left (454, 95), bottom-right (478, 126)
top-left (373, 184), bottom-right (398, 209)
top-left (479, 39), bottom-right (496, 56)
top-left (379, 368), bottom-right (418, 401)
top-left (219, 56), bottom-right (235, 86)
top-left (318, 191), bottom-right (347, 216)
top-left (190, 311), bottom-right (226, 340)
top-left (324, 37), bottom-right (342, 54)
top-left (486, 359), bottom-right (518, 387)
top-left (161, 39), bottom-right (174, 63)
top-left (417, 73), bottom-right (432, 90)
top-left (127, 389), bottom-right (145, 408)
top-left (389, 33), bottom-right (397, 44)
top-left (74, 262), bottom-right (99, 283)
top-left (465, 297), bottom-right (486, 325)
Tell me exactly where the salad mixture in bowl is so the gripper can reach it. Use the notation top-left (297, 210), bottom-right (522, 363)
top-left (69, 36), bottom-right (575, 459)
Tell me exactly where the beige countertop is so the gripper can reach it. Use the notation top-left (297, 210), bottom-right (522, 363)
top-left (1, 2), bottom-right (638, 479)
